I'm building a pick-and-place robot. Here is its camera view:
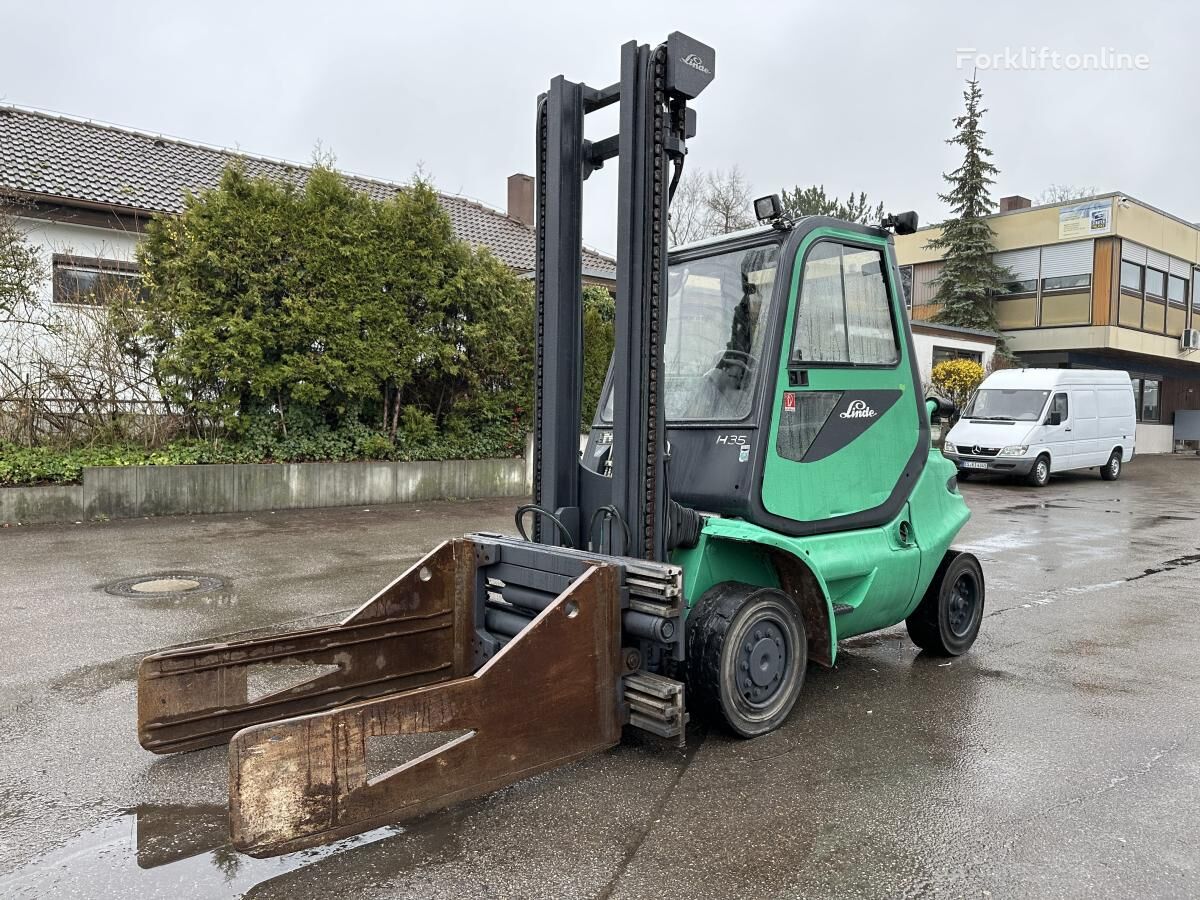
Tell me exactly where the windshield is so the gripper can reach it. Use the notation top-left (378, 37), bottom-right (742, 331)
top-left (963, 388), bottom-right (1050, 422)
top-left (602, 242), bottom-right (780, 422)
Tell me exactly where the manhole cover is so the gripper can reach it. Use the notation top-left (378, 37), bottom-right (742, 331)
top-left (105, 573), bottom-right (226, 598)
top-left (130, 577), bottom-right (201, 593)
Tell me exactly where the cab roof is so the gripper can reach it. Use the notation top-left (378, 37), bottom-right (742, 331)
top-left (668, 216), bottom-right (892, 258)
top-left (669, 224), bottom-right (777, 255)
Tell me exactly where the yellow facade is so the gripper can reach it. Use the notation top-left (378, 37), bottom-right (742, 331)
top-left (1112, 200), bottom-right (1200, 263)
top-left (899, 205), bottom-right (1071, 265)
top-left (896, 194), bottom-right (1200, 268)
top-left (894, 193), bottom-right (1200, 360)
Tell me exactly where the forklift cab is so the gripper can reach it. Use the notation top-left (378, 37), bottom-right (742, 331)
top-left (585, 216), bottom-right (931, 538)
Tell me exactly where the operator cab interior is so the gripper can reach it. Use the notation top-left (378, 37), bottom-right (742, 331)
top-left (601, 235), bottom-right (782, 428)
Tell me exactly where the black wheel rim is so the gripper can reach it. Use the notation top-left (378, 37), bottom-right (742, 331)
top-left (947, 572), bottom-right (979, 638)
top-left (735, 614), bottom-right (789, 709)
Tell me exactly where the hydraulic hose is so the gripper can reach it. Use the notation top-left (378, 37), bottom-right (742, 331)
top-left (514, 504), bottom-right (575, 548)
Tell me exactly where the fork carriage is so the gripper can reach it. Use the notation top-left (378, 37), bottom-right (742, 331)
top-left (138, 535), bottom-right (686, 856)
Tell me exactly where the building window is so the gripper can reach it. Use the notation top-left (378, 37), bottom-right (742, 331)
top-left (1168, 274), bottom-right (1187, 306)
top-left (1166, 274), bottom-right (1188, 337)
top-left (899, 265), bottom-right (913, 310)
top-left (994, 247), bottom-right (1040, 298)
top-left (1131, 376), bottom-right (1161, 423)
top-left (52, 255), bottom-right (144, 306)
top-left (1120, 261), bottom-right (1144, 293)
top-left (1002, 278), bottom-right (1038, 296)
top-left (1144, 268), bottom-right (1166, 299)
top-left (909, 261), bottom-right (944, 315)
top-left (932, 345), bottom-right (983, 367)
top-left (1042, 273), bottom-right (1091, 292)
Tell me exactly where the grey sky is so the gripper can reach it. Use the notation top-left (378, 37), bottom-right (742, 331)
top-left (3, 1), bottom-right (1196, 254)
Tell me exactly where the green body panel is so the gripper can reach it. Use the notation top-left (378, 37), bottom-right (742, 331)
top-left (672, 223), bottom-right (972, 662)
top-left (673, 450), bottom-right (968, 664)
top-left (761, 228), bottom-right (919, 523)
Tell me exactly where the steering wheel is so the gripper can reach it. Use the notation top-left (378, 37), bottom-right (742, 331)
top-left (706, 349), bottom-right (758, 383)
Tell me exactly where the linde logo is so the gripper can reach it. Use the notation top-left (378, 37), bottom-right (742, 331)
top-left (839, 399), bottom-right (876, 419)
top-left (680, 53), bottom-right (711, 74)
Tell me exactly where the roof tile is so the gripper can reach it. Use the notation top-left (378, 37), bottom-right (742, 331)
top-left (0, 105), bottom-right (615, 276)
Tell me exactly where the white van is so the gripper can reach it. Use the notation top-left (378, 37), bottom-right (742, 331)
top-left (943, 368), bottom-right (1136, 487)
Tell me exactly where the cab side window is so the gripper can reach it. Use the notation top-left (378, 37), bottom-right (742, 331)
top-left (1048, 392), bottom-right (1069, 423)
top-left (791, 242), bottom-right (899, 366)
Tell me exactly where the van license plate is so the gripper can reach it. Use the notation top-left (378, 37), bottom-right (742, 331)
top-left (962, 461), bottom-right (989, 470)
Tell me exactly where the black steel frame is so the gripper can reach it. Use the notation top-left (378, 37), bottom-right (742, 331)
top-left (531, 34), bottom-right (714, 562)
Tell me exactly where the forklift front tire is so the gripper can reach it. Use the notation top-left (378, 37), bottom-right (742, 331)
top-left (687, 582), bottom-right (807, 738)
top-left (906, 552), bottom-right (984, 657)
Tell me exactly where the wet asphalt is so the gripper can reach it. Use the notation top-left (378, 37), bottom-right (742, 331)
top-left (0, 456), bottom-right (1198, 899)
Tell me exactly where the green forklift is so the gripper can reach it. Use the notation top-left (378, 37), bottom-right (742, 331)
top-left (135, 31), bottom-right (983, 856)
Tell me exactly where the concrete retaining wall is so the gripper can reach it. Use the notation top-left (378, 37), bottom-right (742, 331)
top-left (0, 484), bottom-right (85, 525)
top-left (0, 457), bottom-right (527, 525)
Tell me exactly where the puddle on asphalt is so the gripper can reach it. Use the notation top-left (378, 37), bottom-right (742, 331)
top-left (0, 804), bottom-right (403, 899)
top-left (999, 502), bottom-right (1083, 513)
top-left (1000, 501), bottom-right (1196, 525)
top-left (1126, 549), bottom-right (1200, 581)
top-left (955, 529), bottom-right (1042, 554)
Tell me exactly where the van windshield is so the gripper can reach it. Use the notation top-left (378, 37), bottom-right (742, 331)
top-left (963, 389), bottom-right (1050, 422)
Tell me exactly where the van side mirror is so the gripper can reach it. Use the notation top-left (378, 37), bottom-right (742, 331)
top-left (1046, 411), bottom-right (1062, 426)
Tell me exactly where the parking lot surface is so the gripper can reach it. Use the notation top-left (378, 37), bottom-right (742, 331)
top-left (1, 455), bottom-right (1198, 899)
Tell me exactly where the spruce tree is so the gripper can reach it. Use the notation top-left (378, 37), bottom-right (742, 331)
top-left (927, 76), bottom-right (1010, 333)
top-left (779, 184), bottom-right (884, 225)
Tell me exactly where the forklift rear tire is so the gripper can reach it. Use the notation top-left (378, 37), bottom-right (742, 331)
top-left (686, 582), bottom-right (807, 738)
top-left (905, 552), bottom-right (984, 656)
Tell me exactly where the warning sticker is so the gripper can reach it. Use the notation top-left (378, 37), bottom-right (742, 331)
top-left (783, 392), bottom-right (796, 412)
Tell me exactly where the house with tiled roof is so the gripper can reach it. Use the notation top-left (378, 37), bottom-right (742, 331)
top-left (0, 103), bottom-right (615, 285)
top-left (0, 104), bottom-right (614, 414)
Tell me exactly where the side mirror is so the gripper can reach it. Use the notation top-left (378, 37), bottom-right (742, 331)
top-left (926, 397), bottom-right (956, 419)
top-left (1046, 411), bottom-right (1062, 426)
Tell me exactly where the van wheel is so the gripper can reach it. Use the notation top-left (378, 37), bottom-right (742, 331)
top-left (1101, 450), bottom-right (1122, 481)
top-left (906, 552), bottom-right (985, 656)
top-left (686, 582), bottom-right (807, 738)
top-left (1025, 454), bottom-right (1051, 487)
top-left (956, 470), bottom-right (972, 482)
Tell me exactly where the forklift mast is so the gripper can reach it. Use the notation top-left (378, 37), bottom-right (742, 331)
top-left (532, 33), bottom-right (714, 562)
